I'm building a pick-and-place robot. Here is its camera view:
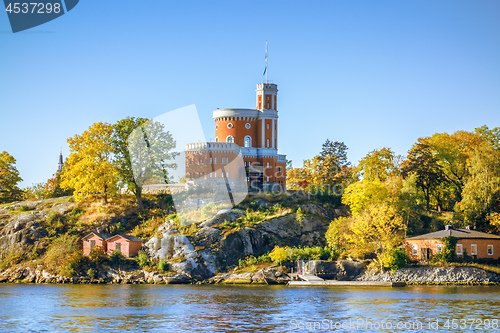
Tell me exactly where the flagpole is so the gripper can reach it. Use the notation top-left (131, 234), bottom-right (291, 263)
top-left (266, 40), bottom-right (268, 83)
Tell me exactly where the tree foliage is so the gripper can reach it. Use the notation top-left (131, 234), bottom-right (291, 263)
top-left (0, 151), bottom-right (23, 203)
top-left (459, 142), bottom-right (500, 230)
top-left (269, 245), bottom-right (288, 266)
top-left (112, 117), bottom-right (149, 208)
top-left (286, 140), bottom-right (352, 194)
top-left (60, 122), bottom-right (119, 204)
top-left (127, 119), bottom-right (179, 188)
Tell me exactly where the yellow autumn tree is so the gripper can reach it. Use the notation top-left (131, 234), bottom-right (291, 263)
top-left (346, 202), bottom-right (406, 270)
top-left (61, 122), bottom-right (119, 204)
top-left (269, 245), bottom-right (289, 266)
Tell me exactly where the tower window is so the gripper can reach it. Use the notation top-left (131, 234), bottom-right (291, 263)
top-left (267, 123), bottom-right (270, 130)
top-left (226, 135), bottom-right (234, 143)
top-left (215, 137), bottom-right (219, 142)
top-left (267, 139), bottom-right (269, 147)
top-left (245, 123), bottom-right (251, 129)
top-left (244, 136), bottom-right (252, 148)
top-left (227, 123), bottom-right (233, 129)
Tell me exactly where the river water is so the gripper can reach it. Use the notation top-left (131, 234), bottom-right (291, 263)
top-left (1, 284), bottom-right (500, 332)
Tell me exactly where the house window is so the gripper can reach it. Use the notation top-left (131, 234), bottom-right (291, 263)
top-left (90, 240), bottom-right (95, 250)
top-left (115, 242), bottom-right (121, 253)
top-left (436, 244), bottom-right (443, 254)
top-left (471, 244), bottom-right (477, 256)
top-left (456, 244), bottom-right (463, 255)
top-left (412, 244), bottom-right (418, 256)
top-left (488, 245), bottom-right (494, 256)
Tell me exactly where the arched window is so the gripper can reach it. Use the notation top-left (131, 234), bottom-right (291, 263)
top-left (244, 135), bottom-right (252, 148)
top-left (215, 137), bottom-right (219, 142)
top-left (226, 135), bottom-right (234, 143)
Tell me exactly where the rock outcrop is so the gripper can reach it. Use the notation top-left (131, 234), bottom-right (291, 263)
top-left (208, 266), bottom-right (290, 285)
top-left (144, 203), bottom-right (338, 280)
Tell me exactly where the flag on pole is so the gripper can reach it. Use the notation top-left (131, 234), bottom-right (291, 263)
top-left (263, 40), bottom-right (268, 81)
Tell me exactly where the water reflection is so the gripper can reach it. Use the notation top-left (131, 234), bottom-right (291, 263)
top-left (1, 284), bottom-right (500, 332)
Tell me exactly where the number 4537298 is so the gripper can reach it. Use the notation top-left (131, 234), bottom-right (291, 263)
top-left (5, 2), bottom-right (61, 14)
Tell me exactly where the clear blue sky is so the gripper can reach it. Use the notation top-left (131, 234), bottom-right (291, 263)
top-left (1, 0), bottom-right (499, 187)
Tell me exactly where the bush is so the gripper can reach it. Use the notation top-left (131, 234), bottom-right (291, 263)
top-left (110, 250), bottom-right (125, 268)
top-left (442, 236), bottom-right (458, 262)
top-left (43, 234), bottom-right (80, 275)
top-left (383, 248), bottom-right (410, 272)
top-left (157, 260), bottom-right (168, 273)
top-left (135, 250), bottom-right (150, 268)
top-left (88, 246), bottom-right (108, 267)
top-left (87, 268), bottom-right (97, 278)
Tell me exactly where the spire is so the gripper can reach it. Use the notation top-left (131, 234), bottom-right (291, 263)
top-left (58, 149), bottom-right (63, 172)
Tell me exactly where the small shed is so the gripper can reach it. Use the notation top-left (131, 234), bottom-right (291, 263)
top-left (106, 235), bottom-right (143, 257)
top-left (82, 232), bottom-right (111, 255)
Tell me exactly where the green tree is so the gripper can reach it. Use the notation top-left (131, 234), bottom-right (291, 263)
top-left (127, 120), bottom-right (179, 197)
top-left (426, 131), bottom-right (483, 203)
top-left (402, 139), bottom-right (445, 211)
top-left (460, 142), bottom-right (500, 231)
top-left (357, 147), bottom-right (401, 182)
top-left (0, 151), bottom-right (23, 203)
top-left (475, 125), bottom-right (500, 151)
top-left (60, 122), bottom-right (119, 204)
top-left (112, 117), bottom-right (149, 208)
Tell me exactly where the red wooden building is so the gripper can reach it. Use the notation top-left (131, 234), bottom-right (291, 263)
top-left (82, 232), bottom-right (143, 257)
top-left (105, 235), bottom-right (143, 257)
top-left (82, 232), bottom-right (111, 255)
top-left (405, 225), bottom-right (500, 261)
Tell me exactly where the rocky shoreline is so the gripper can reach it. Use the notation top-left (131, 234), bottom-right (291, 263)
top-left (358, 266), bottom-right (500, 285)
top-left (3, 264), bottom-right (500, 286)
top-left (0, 265), bottom-right (291, 285)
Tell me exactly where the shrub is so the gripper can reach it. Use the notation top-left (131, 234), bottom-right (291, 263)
top-left (383, 248), bottom-right (410, 272)
top-left (295, 207), bottom-right (304, 224)
top-left (442, 236), bottom-right (458, 262)
top-left (269, 246), bottom-right (289, 265)
top-left (135, 250), bottom-right (150, 268)
top-left (110, 250), bottom-right (125, 268)
top-left (43, 234), bottom-right (80, 275)
top-left (0, 247), bottom-right (24, 271)
top-left (60, 251), bottom-right (85, 277)
top-left (87, 268), bottom-right (97, 278)
top-left (88, 246), bottom-right (108, 267)
top-left (258, 253), bottom-right (272, 263)
top-left (157, 260), bottom-right (168, 273)
top-left (19, 205), bottom-right (30, 211)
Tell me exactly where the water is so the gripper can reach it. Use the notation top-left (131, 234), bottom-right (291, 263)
top-left (1, 284), bottom-right (500, 332)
